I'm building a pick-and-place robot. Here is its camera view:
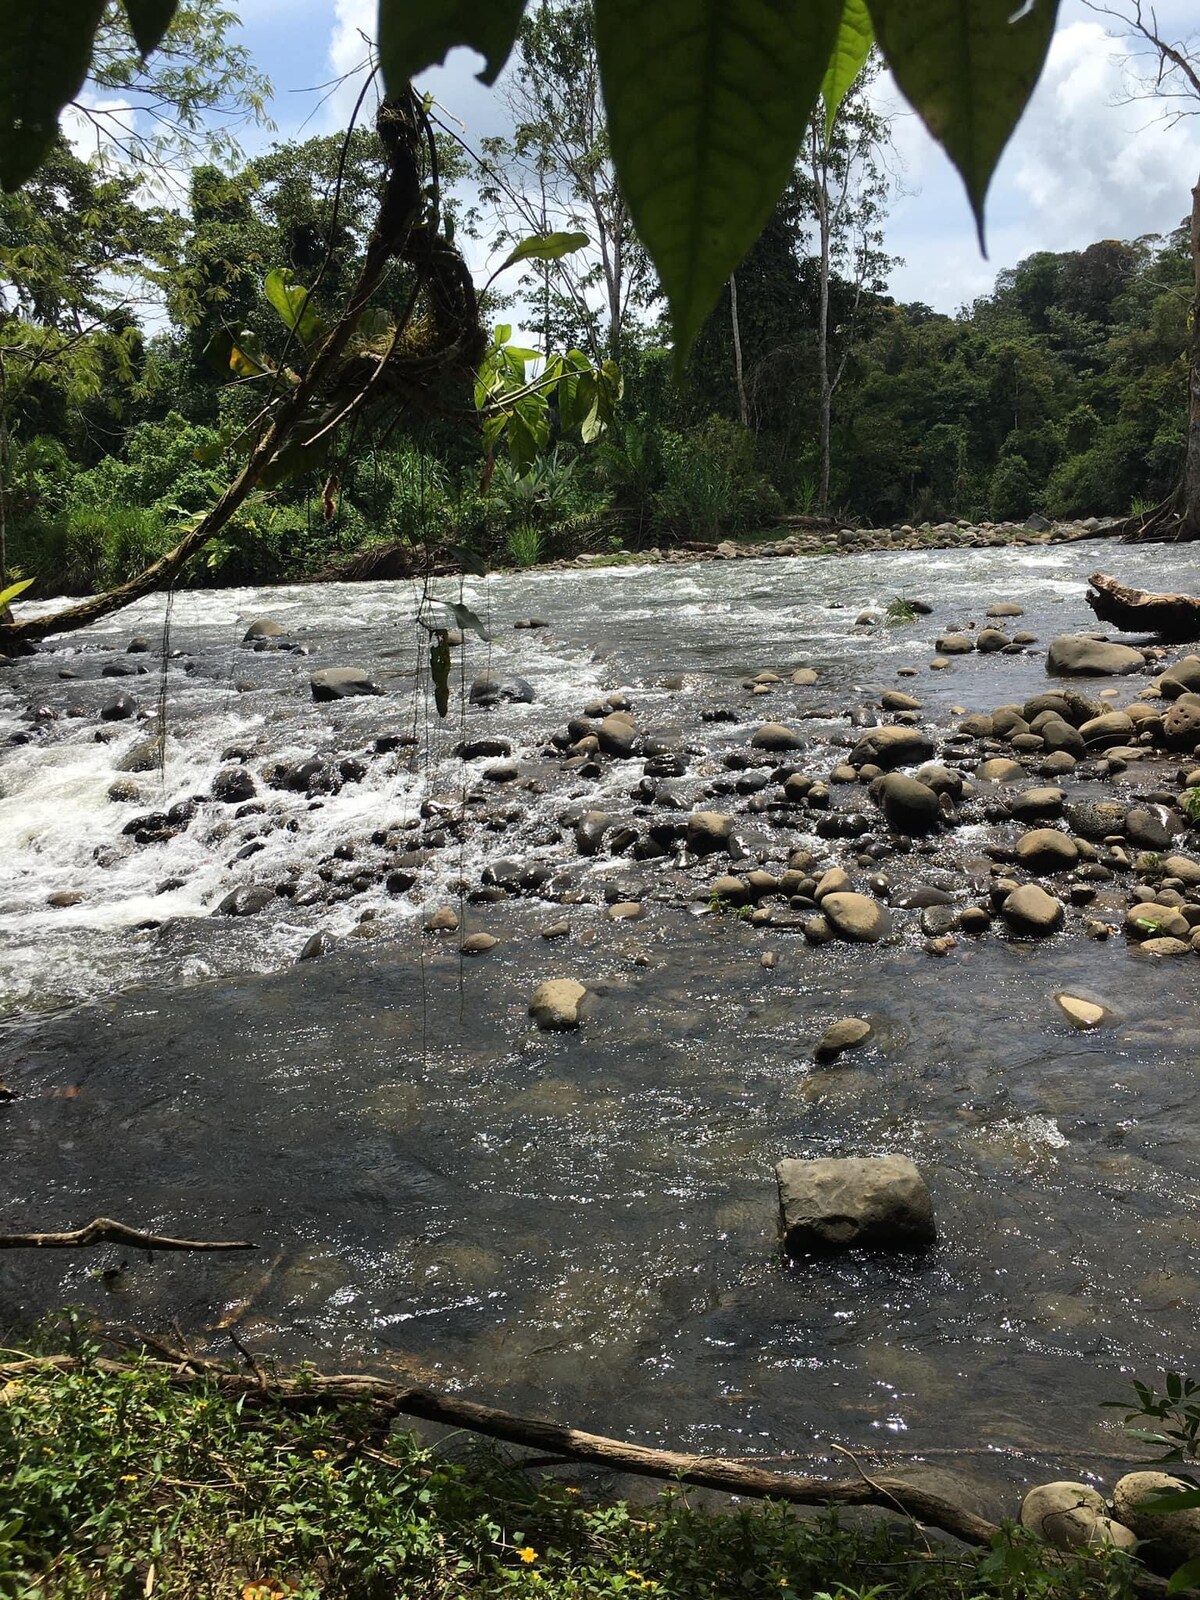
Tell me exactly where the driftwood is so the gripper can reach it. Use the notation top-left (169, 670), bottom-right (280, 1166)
top-left (0, 1353), bottom-right (1175, 1595)
top-left (1086, 570), bottom-right (1200, 639)
top-left (0, 1217), bottom-right (256, 1252)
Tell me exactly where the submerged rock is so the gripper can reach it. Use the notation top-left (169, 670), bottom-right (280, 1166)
top-left (813, 1017), bottom-right (872, 1062)
top-left (776, 1155), bottom-right (936, 1254)
top-left (310, 667), bottom-right (383, 701)
top-left (469, 672), bottom-right (535, 706)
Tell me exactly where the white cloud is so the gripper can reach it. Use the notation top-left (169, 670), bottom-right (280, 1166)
top-left (1005, 19), bottom-right (1200, 245)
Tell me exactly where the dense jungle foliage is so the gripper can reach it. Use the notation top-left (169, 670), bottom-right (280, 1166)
top-left (1, 121), bottom-right (1190, 598)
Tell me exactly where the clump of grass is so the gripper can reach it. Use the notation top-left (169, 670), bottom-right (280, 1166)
top-left (884, 596), bottom-right (918, 625)
top-left (505, 521), bottom-right (543, 569)
top-left (0, 1325), bottom-right (1140, 1599)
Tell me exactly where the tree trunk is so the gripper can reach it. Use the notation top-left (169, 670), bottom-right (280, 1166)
top-left (1185, 174), bottom-right (1200, 534)
top-left (729, 273), bottom-right (749, 428)
top-left (817, 204), bottom-right (832, 515)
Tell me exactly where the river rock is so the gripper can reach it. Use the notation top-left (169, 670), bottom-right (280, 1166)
top-left (1009, 787), bottom-right (1065, 822)
top-left (469, 672), bottom-right (535, 706)
top-left (1159, 657), bottom-right (1200, 698)
top-left (1126, 901), bottom-right (1191, 940)
top-left (791, 667), bottom-right (819, 686)
top-left (881, 690), bottom-right (922, 712)
top-left (243, 618), bottom-right (286, 643)
top-left (1056, 994), bottom-right (1108, 1029)
top-left (101, 660), bottom-right (138, 677)
top-left (456, 737), bottom-right (512, 760)
top-left (1125, 806), bottom-right (1173, 851)
top-left (849, 725), bottom-right (934, 770)
top-left (1020, 1483), bottom-right (1137, 1552)
top-left (310, 667), bottom-right (383, 701)
top-left (425, 905), bottom-right (459, 932)
top-left (107, 778), bottom-right (140, 803)
top-left (529, 978), bottom-right (587, 1030)
top-left (1039, 718), bottom-right (1087, 758)
top-left (212, 766), bottom-right (256, 803)
top-left (461, 933), bottom-right (498, 954)
top-left (116, 738), bottom-right (162, 774)
top-left (575, 810), bottom-right (614, 856)
top-left (1001, 883), bottom-right (1064, 934)
top-left (1141, 935), bottom-right (1192, 956)
top-left (988, 602), bottom-right (1024, 617)
top-left (99, 692), bottom-right (137, 721)
top-left (1079, 711), bottom-right (1135, 749)
top-left (977, 757), bottom-right (1024, 783)
top-left (1015, 828), bottom-right (1079, 872)
top-left (298, 931), bottom-right (334, 961)
top-left (751, 722), bottom-right (804, 751)
top-left (1064, 799), bottom-right (1128, 841)
top-left (215, 885), bottom-right (276, 917)
top-left (1047, 636), bottom-right (1145, 676)
top-left (598, 712), bottom-right (637, 756)
top-left (776, 1155), bottom-right (935, 1254)
top-left (1112, 1471), bottom-right (1200, 1564)
top-left (814, 867), bottom-right (851, 899)
top-left (1163, 697), bottom-right (1200, 751)
top-left (687, 811), bottom-right (735, 857)
top-left (608, 900), bottom-right (645, 921)
top-left (814, 1017), bottom-right (872, 1062)
top-left (1164, 853), bottom-right (1200, 885)
top-left (976, 628), bottom-right (1010, 652)
top-left (874, 773), bottom-right (941, 834)
top-left (820, 891), bottom-right (893, 942)
top-left (936, 633), bottom-right (974, 654)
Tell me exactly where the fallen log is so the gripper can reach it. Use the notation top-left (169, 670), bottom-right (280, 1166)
top-left (1086, 571), bottom-right (1200, 640)
top-left (0, 1353), bottom-right (1174, 1595)
top-left (0, 1217), bottom-right (256, 1252)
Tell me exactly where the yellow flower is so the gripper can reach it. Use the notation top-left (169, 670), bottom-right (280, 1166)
top-left (119, 1474), bottom-right (137, 1483)
top-left (626, 1573), bottom-right (644, 1582)
top-left (563, 1485), bottom-right (580, 1495)
top-left (311, 1449), bottom-right (328, 1460)
top-left (517, 1546), bottom-right (538, 1564)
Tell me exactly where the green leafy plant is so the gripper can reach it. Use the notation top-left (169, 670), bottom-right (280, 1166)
top-left (506, 520), bottom-right (543, 568)
top-left (1104, 1373), bottom-right (1200, 1593)
top-left (1181, 788), bottom-right (1200, 824)
top-left (885, 596), bottom-right (918, 625)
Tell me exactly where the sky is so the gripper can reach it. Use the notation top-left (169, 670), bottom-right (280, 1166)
top-left (192, 0), bottom-right (1200, 318)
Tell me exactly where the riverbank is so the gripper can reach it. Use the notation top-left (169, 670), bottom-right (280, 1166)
top-left (0, 1339), bottom-right (1143, 1599)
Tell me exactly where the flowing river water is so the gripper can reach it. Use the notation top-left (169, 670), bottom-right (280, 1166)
top-left (3, 539), bottom-right (1200, 1509)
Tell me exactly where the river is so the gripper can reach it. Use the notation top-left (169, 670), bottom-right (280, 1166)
top-left (2, 539), bottom-right (1199, 1509)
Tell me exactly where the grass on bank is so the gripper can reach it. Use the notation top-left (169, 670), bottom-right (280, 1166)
top-left (0, 1335), bottom-right (1141, 1600)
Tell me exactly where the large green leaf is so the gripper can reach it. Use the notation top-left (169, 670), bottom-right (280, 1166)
top-left (0, 575), bottom-right (35, 608)
top-left (867, 0), bottom-right (1060, 241)
top-left (1168, 1556), bottom-right (1200, 1595)
top-left (378, 0), bottom-right (527, 94)
top-left (500, 230), bottom-right (589, 270)
top-left (821, 0), bottom-right (873, 136)
top-left (0, 0), bottom-right (107, 191)
top-left (121, 0), bottom-right (178, 57)
top-left (264, 268), bottom-right (325, 348)
top-left (594, 0), bottom-right (843, 371)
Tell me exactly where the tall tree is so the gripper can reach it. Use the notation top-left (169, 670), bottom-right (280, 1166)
top-left (799, 58), bottom-right (896, 512)
top-left (477, 0), bottom-right (656, 361)
top-left (1085, 0), bottom-right (1200, 538)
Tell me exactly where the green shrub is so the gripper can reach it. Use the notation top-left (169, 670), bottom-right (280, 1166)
top-left (988, 453), bottom-right (1039, 521)
top-left (505, 520), bottom-right (543, 568)
top-left (653, 416), bottom-right (781, 540)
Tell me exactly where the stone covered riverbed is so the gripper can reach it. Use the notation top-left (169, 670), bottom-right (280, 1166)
top-left (3, 539), bottom-right (1200, 1515)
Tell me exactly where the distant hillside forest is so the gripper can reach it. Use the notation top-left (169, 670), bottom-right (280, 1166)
top-left (0, 128), bottom-right (1191, 595)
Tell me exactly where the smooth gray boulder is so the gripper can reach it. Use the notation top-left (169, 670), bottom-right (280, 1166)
top-left (848, 725), bottom-right (934, 770)
top-left (597, 712), bottom-right (637, 756)
top-left (1113, 1471), bottom-right (1200, 1564)
top-left (310, 667), bottom-right (383, 701)
top-left (813, 1017), bottom-right (872, 1063)
top-left (820, 891), bottom-right (893, 942)
top-left (1015, 828), bottom-right (1079, 873)
top-left (750, 721), bottom-right (804, 751)
top-left (687, 811), bottom-right (735, 857)
top-left (243, 618), bottom-right (286, 643)
top-left (1001, 883), bottom-right (1064, 934)
top-left (469, 672), bottom-right (535, 706)
top-left (1046, 635), bottom-right (1144, 676)
top-left (776, 1155), bottom-right (936, 1254)
top-left (1020, 1483), bottom-right (1136, 1552)
top-left (873, 773), bottom-right (941, 834)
